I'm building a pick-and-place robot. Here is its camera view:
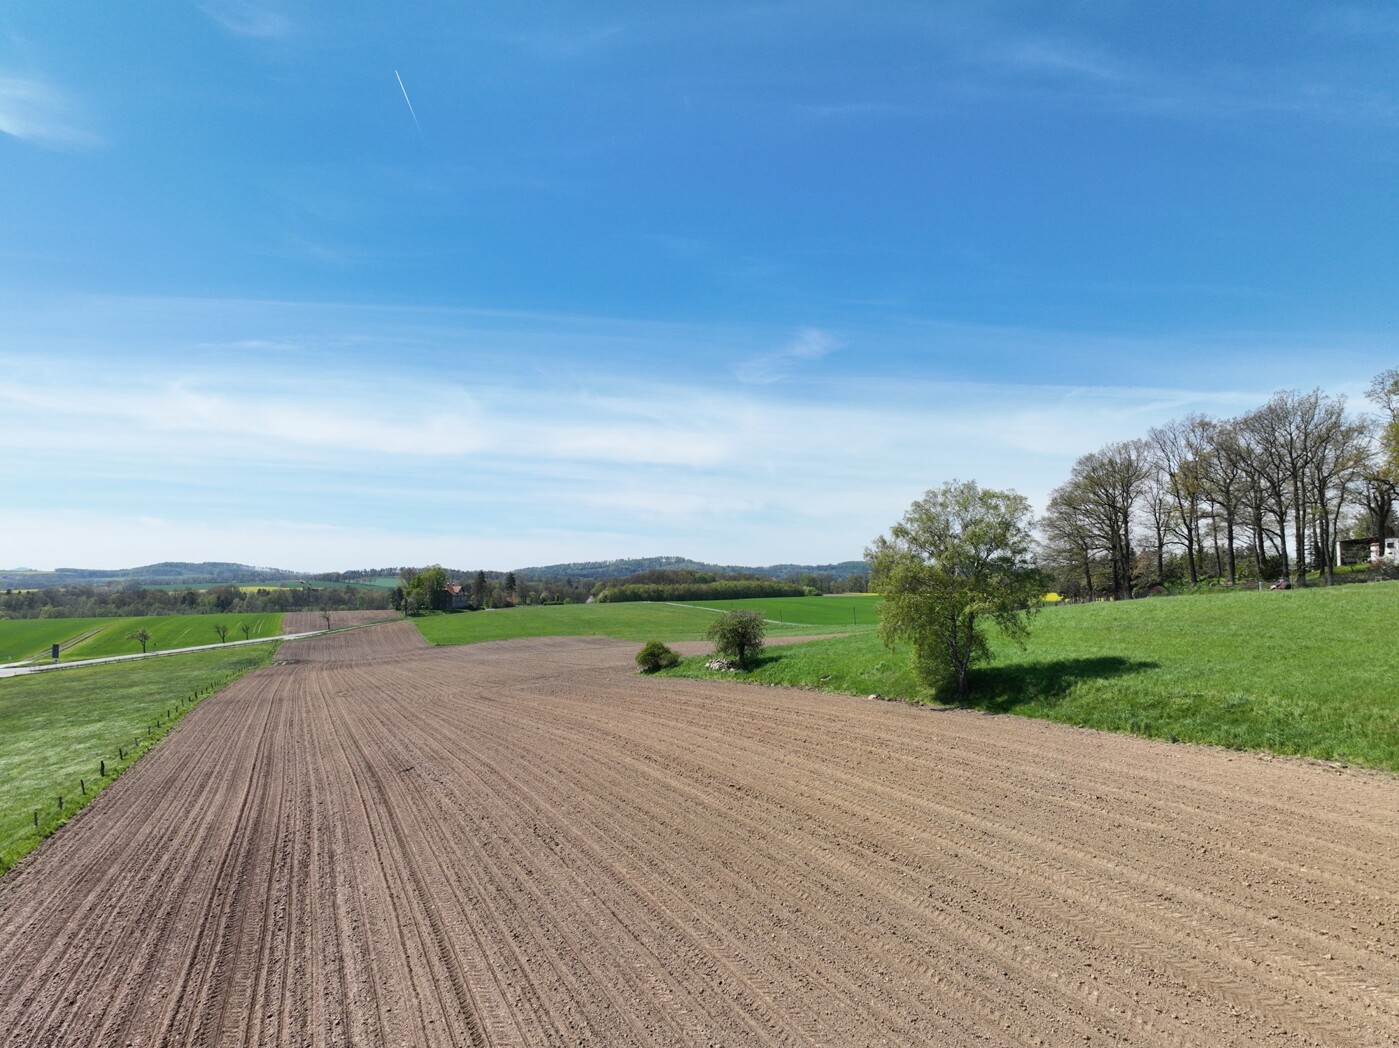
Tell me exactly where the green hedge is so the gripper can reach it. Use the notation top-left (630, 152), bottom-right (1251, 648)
top-left (596, 581), bottom-right (812, 603)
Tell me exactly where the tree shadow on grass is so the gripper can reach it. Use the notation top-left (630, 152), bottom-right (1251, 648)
top-left (968, 657), bottom-right (1159, 713)
top-left (741, 650), bottom-right (784, 671)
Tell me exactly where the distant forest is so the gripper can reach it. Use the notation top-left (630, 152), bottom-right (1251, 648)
top-left (0, 559), bottom-right (870, 620)
top-left (0, 561), bottom-right (301, 591)
top-left (0, 583), bottom-right (393, 620)
top-left (394, 564), bottom-right (870, 613)
top-left (510, 556), bottom-right (869, 582)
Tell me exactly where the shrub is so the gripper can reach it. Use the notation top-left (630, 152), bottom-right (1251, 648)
top-left (704, 609), bottom-right (766, 667)
top-left (635, 640), bottom-right (681, 673)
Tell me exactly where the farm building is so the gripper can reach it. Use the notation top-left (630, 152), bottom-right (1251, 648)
top-left (443, 583), bottom-right (472, 610)
top-left (1335, 536), bottom-right (1399, 566)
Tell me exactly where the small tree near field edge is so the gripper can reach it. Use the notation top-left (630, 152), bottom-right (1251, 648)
top-left (704, 609), bottom-right (766, 668)
top-left (635, 640), bottom-right (681, 673)
top-left (868, 479), bottom-right (1046, 702)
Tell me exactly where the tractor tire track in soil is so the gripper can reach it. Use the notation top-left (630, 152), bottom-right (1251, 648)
top-left (0, 624), bottom-right (1395, 1046)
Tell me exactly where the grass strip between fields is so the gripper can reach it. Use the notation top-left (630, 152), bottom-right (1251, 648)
top-left (0, 644), bottom-right (277, 874)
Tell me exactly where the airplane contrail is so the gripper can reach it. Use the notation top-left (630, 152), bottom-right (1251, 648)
top-left (395, 70), bottom-right (421, 133)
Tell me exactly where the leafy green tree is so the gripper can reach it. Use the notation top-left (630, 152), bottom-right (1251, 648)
top-left (704, 609), bottom-right (766, 667)
top-left (867, 480), bottom-right (1046, 702)
top-left (1369, 368), bottom-right (1399, 483)
top-left (404, 565), bottom-right (448, 613)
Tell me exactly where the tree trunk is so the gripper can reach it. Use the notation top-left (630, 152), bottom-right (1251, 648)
top-left (1291, 476), bottom-right (1309, 586)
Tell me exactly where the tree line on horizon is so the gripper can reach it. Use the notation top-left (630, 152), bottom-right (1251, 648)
top-left (0, 582), bottom-right (393, 621)
top-left (392, 564), bottom-right (871, 614)
top-left (1040, 370), bottom-right (1399, 600)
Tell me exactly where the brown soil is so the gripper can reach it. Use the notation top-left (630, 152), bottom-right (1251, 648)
top-left (0, 626), bottom-right (1395, 1046)
top-left (280, 609), bottom-right (401, 633)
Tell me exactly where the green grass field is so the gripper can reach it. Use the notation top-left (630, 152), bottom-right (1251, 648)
top-left (0, 618), bottom-right (118, 663)
top-left (0, 644), bottom-right (276, 872)
top-left (663, 583), bottom-right (1399, 772)
top-left (55, 613), bottom-right (285, 661)
top-left (414, 603), bottom-right (725, 644)
top-left (413, 597), bottom-right (873, 646)
top-left (670, 594), bottom-right (882, 629)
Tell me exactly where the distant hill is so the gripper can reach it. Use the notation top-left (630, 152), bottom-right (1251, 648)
top-left (514, 556), bottom-right (867, 582)
top-left (0, 562), bottom-right (303, 590)
top-left (1, 556), bottom-right (868, 591)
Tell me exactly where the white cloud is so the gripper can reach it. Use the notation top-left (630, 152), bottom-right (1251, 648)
top-left (0, 377), bottom-right (487, 459)
top-left (734, 328), bottom-right (840, 385)
top-left (198, 2), bottom-right (294, 39)
top-left (574, 489), bottom-right (762, 518)
top-left (994, 36), bottom-right (1131, 84)
top-left (0, 74), bottom-right (100, 149)
top-left (535, 423), bottom-right (733, 468)
top-left (1, 293), bottom-right (1382, 569)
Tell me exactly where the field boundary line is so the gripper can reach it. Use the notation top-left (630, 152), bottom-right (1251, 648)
top-left (663, 601), bottom-right (790, 625)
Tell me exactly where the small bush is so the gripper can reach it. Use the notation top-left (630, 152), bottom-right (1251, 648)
top-left (635, 640), bottom-right (681, 673)
top-left (704, 609), bottom-right (766, 667)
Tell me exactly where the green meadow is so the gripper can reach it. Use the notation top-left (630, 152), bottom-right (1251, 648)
top-left (413, 597), bottom-right (873, 646)
top-left (56, 613), bottom-right (284, 661)
top-left (0, 618), bottom-right (116, 663)
top-left (662, 583), bottom-right (1399, 772)
top-left (415, 602), bottom-right (725, 644)
top-left (670, 594), bottom-right (882, 629)
top-left (0, 644), bottom-right (276, 872)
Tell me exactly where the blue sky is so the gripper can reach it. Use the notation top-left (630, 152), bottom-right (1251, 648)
top-left (2, 1), bottom-right (1396, 571)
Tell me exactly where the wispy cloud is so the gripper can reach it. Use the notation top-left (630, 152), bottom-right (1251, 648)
top-left (975, 27), bottom-right (1399, 126)
top-left (0, 293), bottom-right (1383, 569)
top-left (0, 74), bottom-right (100, 149)
top-left (198, 1), bottom-right (294, 39)
top-left (0, 377), bottom-right (487, 458)
top-left (992, 36), bottom-right (1132, 85)
top-left (734, 328), bottom-right (840, 385)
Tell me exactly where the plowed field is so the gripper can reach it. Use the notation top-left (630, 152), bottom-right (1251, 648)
top-left (281, 609), bottom-right (399, 633)
top-left (0, 623), bottom-right (1395, 1046)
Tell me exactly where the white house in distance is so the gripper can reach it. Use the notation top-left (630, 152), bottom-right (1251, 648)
top-left (1335, 536), bottom-right (1399, 566)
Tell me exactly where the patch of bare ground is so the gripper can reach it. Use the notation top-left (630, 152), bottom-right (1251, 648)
top-left (0, 628), bottom-right (1395, 1046)
top-left (281, 609), bottom-right (401, 633)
